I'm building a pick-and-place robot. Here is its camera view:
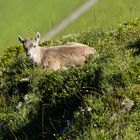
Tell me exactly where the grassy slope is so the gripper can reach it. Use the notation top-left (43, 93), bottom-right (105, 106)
top-left (0, 19), bottom-right (140, 140)
top-left (59, 0), bottom-right (140, 36)
top-left (0, 0), bottom-right (86, 50)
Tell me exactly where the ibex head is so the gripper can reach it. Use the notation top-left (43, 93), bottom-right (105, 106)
top-left (18, 32), bottom-right (40, 58)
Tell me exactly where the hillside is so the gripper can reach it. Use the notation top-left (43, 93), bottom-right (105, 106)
top-left (0, 19), bottom-right (140, 140)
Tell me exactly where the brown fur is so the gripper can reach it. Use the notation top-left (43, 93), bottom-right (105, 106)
top-left (18, 32), bottom-right (96, 70)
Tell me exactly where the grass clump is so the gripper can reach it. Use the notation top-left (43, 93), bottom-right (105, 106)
top-left (0, 19), bottom-right (140, 140)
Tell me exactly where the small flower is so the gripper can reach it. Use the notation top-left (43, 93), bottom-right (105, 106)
top-left (87, 107), bottom-right (92, 112)
top-left (24, 94), bottom-right (29, 101)
top-left (16, 102), bottom-right (22, 109)
top-left (93, 124), bottom-right (97, 127)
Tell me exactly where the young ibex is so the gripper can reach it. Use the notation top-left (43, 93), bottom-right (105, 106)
top-left (18, 32), bottom-right (96, 70)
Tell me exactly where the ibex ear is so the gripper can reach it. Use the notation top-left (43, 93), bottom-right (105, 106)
top-left (18, 35), bottom-right (25, 44)
top-left (35, 32), bottom-right (41, 42)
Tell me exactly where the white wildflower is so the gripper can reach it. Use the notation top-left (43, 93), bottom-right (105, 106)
top-left (87, 107), bottom-right (92, 112)
top-left (24, 94), bottom-right (29, 102)
top-left (16, 102), bottom-right (22, 109)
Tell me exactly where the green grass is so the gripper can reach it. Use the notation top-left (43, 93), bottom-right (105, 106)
top-left (0, 0), bottom-right (86, 50)
top-left (59, 0), bottom-right (140, 36)
top-left (0, 19), bottom-right (140, 139)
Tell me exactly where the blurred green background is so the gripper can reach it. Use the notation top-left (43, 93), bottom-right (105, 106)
top-left (0, 0), bottom-right (86, 50)
top-left (0, 0), bottom-right (140, 50)
top-left (60, 0), bottom-right (140, 35)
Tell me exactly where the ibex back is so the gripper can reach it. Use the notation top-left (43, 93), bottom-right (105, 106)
top-left (18, 32), bottom-right (96, 70)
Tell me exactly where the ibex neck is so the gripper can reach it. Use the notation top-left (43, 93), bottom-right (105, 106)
top-left (30, 46), bottom-right (42, 65)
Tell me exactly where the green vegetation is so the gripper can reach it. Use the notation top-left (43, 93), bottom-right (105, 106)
top-left (0, 19), bottom-right (140, 139)
top-left (60, 0), bottom-right (140, 36)
top-left (0, 0), bottom-right (86, 50)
